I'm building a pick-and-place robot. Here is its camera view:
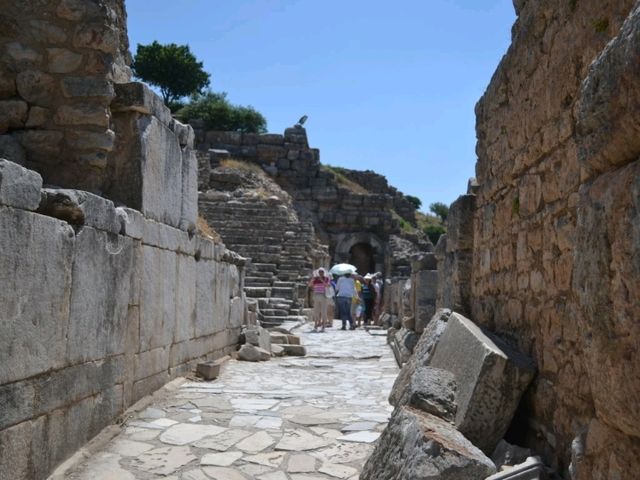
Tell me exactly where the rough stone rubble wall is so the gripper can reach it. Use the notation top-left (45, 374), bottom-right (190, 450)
top-left (0, 1), bottom-right (248, 479)
top-left (437, 1), bottom-right (640, 477)
top-left (0, 0), bottom-right (131, 192)
top-left (193, 126), bottom-right (407, 264)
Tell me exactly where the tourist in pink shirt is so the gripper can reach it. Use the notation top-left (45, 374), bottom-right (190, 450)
top-left (308, 268), bottom-right (330, 332)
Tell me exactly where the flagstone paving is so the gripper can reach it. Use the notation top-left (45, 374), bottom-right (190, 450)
top-left (66, 321), bottom-right (398, 479)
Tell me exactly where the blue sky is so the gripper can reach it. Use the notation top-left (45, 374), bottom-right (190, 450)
top-left (125, 0), bottom-right (516, 209)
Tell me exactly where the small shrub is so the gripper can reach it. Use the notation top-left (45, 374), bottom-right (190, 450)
top-left (321, 165), bottom-right (369, 194)
top-left (197, 215), bottom-right (220, 242)
top-left (219, 158), bottom-right (264, 176)
top-left (423, 224), bottom-right (446, 245)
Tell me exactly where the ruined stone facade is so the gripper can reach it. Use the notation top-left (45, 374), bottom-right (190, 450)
top-left (436, 1), bottom-right (640, 477)
top-left (0, 2), bottom-right (248, 479)
top-left (192, 124), bottom-right (429, 275)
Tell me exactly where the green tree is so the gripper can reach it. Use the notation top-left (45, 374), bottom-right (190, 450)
top-left (423, 224), bottom-right (446, 245)
top-left (132, 41), bottom-right (210, 108)
top-left (177, 91), bottom-right (267, 133)
top-left (429, 202), bottom-right (449, 222)
top-left (405, 195), bottom-right (422, 210)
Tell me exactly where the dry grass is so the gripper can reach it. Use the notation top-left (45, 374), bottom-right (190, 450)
top-left (197, 215), bottom-right (221, 242)
top-left (219, 158), bottom-right (265, 176)
top-left (321, 165), bottom-right (369, 195)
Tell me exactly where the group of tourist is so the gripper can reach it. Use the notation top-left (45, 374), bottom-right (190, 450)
top-left (308, 268), bottom-right (383, 332)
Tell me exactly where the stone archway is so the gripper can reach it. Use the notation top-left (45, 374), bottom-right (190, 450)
top-left (349, 242), bottom-right (375, 275)
top-left (333, 232), bottom-right (385, 275)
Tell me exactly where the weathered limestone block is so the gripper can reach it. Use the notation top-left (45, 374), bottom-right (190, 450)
top-left (67, 227), bottom-right (134, 363)
top-left (576, 4), bottom-right (640, 176)
top-left (390, 327), bottom-right (419, 366)
top-left (360, 406), bottom-right (496, 480)
top-left (428, 313), bottom-right (536, 453)
top-left (0, 207), bottom-right (74, 384)
top-left (116, 206), bottom-right (144, 239)
top-left (112, 82), bottom-right (172, 127)
top-left (175, 254), bottom-right (196, 343)
top-left (238, 344), bottom-right (270, 362)
top-left (0, 159), bottom-right (42, 210)
top-left (195, 258), bottom-right (218, 337)
top-left (180, 146), bottom-right (198, 232)
top-left (139, 245), bottom-right (177, 351)
top-left (242, 325), bottom-right (271, 352)
top-left (389, 309), bottom-right (451, 407)
top-left (572, 159), bottom-right (640, 438)
top-left (0, 99), bottom-right (28, 133)
top-left (38, 188), bottom-right (120, 233)
top-left (394, 366), bottom-right (457, 422)
top-left (413, 269), bottom-right (438, 334)
top-left (169, 118), bottom-right (195, 148)
top-left (142, 218), bottom-right (194, 254)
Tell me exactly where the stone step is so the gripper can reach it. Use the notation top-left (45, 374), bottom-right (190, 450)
top-left (257, 297), bottom-right (293, 309)
top-left (271, 287), bottom-right (294, 297)
top-left (253, 263), bottom-right (278, 272)
top-left (273, 281), bottom-right (296, 288)
top-left (260, 308), bottom-right (289, 317)
top-left (245, 287), bottom-right (271, 298)
top-left (245, 278), bottom-right (272, 287)
top-left (220, 236), bottom-right (283, 246)
top-left (244, 271), bottom-right (274, 279)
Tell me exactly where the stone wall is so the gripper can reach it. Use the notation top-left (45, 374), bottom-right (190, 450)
top-left (436, 1), bottom-right (640, 477)
top-left (0, 0), bottom-right (131, 193)
top-left (0, 2), bottom-right (249, 478)
top-left (192, 124), bottom-right (428, 272)
top-left (0, 159), bottom-right (246, 480)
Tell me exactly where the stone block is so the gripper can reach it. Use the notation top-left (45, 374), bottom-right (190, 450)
top-left (138, 116), bottom-right (183, 227)
top-left (279, 344), bottom-right (306, 356)
top-left (0, 159), bottom-right (42, 210)
top-left (112, 82), bottom-right (172, 127)
top-left (390, 327), bottom-right (419, 367)
top-left (360, 406), bottom-right (496, 480)
top-left (389, 309), bottom-right (451, 407)
top-left (139, 246), bottom-right (177, 351)
top-left (0, 99), bottom-right (28, 133)
top-left (259, 133), bottom-right (284, 145)
top-left (485, 456), bottom-right (545, 480)
top-left (38, 188), bottom-right (120, 234)
top-left (0, 419), bottom-right (33, 479)
top-left (242, 325), bottom-right (271, 352)
top-left (61, 76), bottom-right (114, 99)
top-left (195, 258), bottom-right (219, 337)
top-left (116, 207), bottom-right (144, 239)
top-left (286, 335), bottom-right (301, 345)
top-left (395, 365), bottom-right (457, 422)
top-left (271, 344), bottom-right (285, 357)
top-left (428, 312), bottom-right (536, 453)
top-left (229, 296), bottom-right (245, 330)
top-left (180, 146), bottom-right (198, 232)
top-left (175, 254), bottom-right (196, 343)
top-left (238, 344), bottom-right (270, 362)
top-left (135, 346), bottom-right (170, 381)
top-left (196, 357), bottom-right (227, 380)
top-left (142, 218), bottom-right (188, 252)
top-left (0, 135), bottom-right (26, 166)
top-left (413, 269), bottom-right (438, 334)
top-left (0, 208), bottom-right (74, 384)
top-left (67, 227), bottom-right (134, 362)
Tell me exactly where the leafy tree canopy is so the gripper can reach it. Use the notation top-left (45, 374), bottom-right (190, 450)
top-left (405, 195), bottom-right (422, 210)
top-left (429, 201), bottom-right (449, 222)
top-left (423, 224), bottom-right (446, 245)
top-left (132, 41), bottom-right (210, 107)
top-left (177, 91), bottom-right (267, 133)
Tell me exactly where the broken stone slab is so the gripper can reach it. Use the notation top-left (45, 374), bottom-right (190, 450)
top-left (360, 406), bottom-right (496, 480)
top-left (0, 159), bottom-right (42, 210)
top-left (238, 344), bottom-right (271, 362)
top-left (394, 365), bottom-right (457, 423)
top-left (269, 333), bottom-right (289, 344)
top-left (271, 344), bottom-right (285, 357)
top-left (428, 312), bottom-right (536, 454)
top-left (116, 207), bottom-right (144, 239)
top-left (38, 188), bottom-right (120, 234)
top-left (390, 327), bottom-right (419, 367)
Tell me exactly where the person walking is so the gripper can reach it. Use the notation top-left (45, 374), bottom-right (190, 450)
top-left (308, 268), bottom-right (330, 332)
top-left (361, 275), bottom-right (377, 326)
top-left (335, 273), bottom-right (356, 330)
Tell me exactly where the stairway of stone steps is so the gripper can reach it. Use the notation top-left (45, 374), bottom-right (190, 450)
top-left (199, 194), bottom-right (313, 328)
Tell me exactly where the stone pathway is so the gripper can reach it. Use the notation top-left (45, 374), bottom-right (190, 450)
top-left (66, 321), bottom-right (398, 479)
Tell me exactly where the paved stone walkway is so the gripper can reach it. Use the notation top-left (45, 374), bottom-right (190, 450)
top-left (66, 321), bottom-right (398, 479)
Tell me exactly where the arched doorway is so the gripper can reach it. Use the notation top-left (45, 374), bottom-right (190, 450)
top-left (349, 242), bottom-right (375, 276)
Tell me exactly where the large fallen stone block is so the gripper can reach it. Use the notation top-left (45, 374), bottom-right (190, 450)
top-left (428, 313), bottom-right (536, 453)
top-left (238, 344), bottom-right (270, 362)
top-left (394, 366), bottom-right (457, 423)
top-left (360, 406), bottom-right (496, 480)
top-left (389, 309), bottom-right (451, 406)
top-left (390, 327), bottom-right (419, 366)
top-left (0, 159), bottom-right (42, 210)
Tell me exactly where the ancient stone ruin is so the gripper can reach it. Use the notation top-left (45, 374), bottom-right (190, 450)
top-left (1, 0), bottom-right (639, 479)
